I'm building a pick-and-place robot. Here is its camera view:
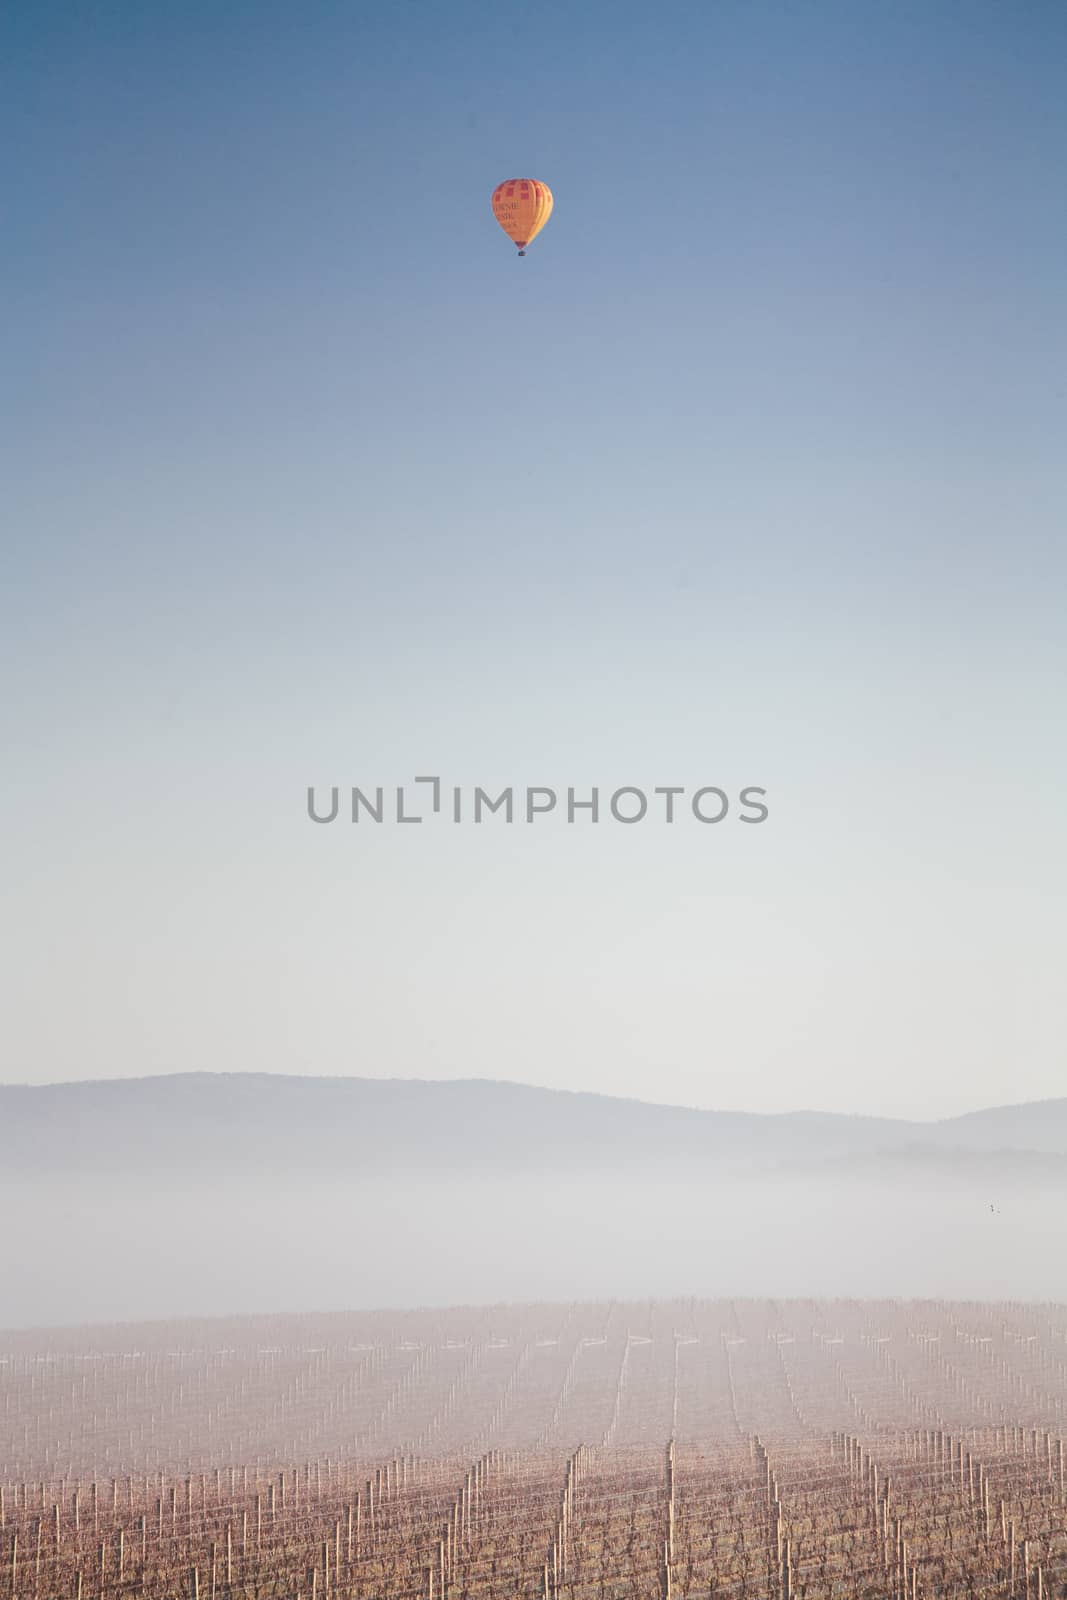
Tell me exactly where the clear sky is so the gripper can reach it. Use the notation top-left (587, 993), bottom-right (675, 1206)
top-left (4, 0), bottom-right (1065, 1117)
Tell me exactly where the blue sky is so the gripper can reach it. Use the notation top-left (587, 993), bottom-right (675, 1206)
top-left (4, 0), bottom-right (1066, 1115)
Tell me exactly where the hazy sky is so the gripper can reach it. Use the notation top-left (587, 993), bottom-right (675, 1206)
top-left (4, 0), bottom-right (1065, 1118)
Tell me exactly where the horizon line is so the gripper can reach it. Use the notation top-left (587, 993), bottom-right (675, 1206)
top-left (1, 1068), bottom-right (1061, 1127)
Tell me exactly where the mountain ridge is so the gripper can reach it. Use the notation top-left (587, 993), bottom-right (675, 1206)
top-left (5, 1068), bottom-right (1066, 1120)
top-left (3, 1073), bottom-right (1067, 1177)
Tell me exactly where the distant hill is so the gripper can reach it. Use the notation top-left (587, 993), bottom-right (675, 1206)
top-left (2, 1075), bottom-right (1065, 1327)
top-left (2, 1073), bottom-right (1066, 1180)
top-left (927, 1099), bottom-right (1067, 1155)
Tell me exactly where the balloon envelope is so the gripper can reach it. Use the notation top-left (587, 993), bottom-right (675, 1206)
top-left (491, 179), bottom-right (553, 253)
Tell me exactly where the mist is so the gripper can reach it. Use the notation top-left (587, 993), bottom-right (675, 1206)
top-left (3, 1168), bottom-right (1061, 1331)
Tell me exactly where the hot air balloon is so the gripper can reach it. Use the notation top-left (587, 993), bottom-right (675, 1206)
top-left (491, 178), bottom-right (553, 256)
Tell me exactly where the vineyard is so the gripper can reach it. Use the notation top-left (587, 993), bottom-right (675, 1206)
top-left (3, 1299), bottom-right (1067, 1598)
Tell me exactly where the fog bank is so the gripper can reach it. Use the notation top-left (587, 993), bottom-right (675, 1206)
top-left (3, 1170), bottom-right (1061, 1330)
